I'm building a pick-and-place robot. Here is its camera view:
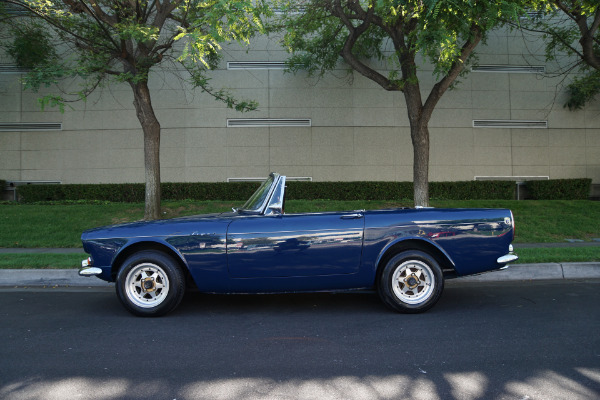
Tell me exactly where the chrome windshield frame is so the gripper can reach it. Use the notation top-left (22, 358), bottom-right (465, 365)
top-left (238, 173), bottom-right (284, 215)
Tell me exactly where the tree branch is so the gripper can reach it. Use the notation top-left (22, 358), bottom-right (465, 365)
top-left (330, 0), bottom-right (399, 90)
top-left (424, 24), bottom-right (483, 115)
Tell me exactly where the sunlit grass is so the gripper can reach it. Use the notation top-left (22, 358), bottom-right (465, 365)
top-left (0, 254), bottom-right (84, 269)
top-left (514, 247), bottom-right (600, 264)
top-left (1, 200), bottom-right (598, 248)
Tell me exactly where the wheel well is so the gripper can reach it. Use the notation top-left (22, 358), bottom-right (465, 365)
top-left (111, 241), bottom-right (188, 281)
top-left (375, 240), bottom-right (455, 284)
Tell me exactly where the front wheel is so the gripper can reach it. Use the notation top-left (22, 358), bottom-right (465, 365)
top-left (378, 250), bottom-right (444, 313)
top-left (116, 250), bottom-right (185, 317)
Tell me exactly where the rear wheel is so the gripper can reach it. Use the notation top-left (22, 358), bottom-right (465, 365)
top-left (378, 250), bottom-right (444, 313)
top-left (116, 250), bottom-right (185, 317)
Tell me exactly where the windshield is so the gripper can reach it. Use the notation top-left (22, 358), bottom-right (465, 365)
top-left (239, 175), bottom-right (275, 213)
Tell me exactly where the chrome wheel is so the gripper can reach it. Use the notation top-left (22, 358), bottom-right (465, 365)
top-left (116, 250), bottom-right (186, 317)
top-left (378, 250), bottom-right (444, 313)
top-left (124, 263), bottom-right (170, 309)
top-left (391, 260), bottom-right (435, 305)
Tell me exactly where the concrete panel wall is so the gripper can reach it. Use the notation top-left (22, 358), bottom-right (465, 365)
top-left (0, 29), bottom-right (599, 187)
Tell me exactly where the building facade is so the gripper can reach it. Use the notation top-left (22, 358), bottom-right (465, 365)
top-left (1, 28), bottom-right (599, 193)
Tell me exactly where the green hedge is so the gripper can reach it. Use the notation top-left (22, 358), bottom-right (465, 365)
top-left (16, 182), bottom-right (260, 203)
top-left (12, 178), bottom-right (593, 203)
top-left (526, 179), bottom-right (591, 200)
top-left (16, 180), bottom-right (517, 202)
top-left (285, 181), bottom-right (516, 201)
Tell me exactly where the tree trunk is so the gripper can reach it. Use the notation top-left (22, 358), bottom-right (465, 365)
top-left (403, 84), bottom-right (430, 208)
top-left (411, 122), bottom-right (430, 207)
top-left (130, 80), bottom-right (161, 220)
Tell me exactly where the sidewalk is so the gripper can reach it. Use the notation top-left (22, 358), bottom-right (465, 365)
top-left (0, 263), bottom-right (599, 287)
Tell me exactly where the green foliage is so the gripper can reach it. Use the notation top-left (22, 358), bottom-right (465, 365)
top-left (285, 181), bottom-right (415, 201)
top-left (6, 24), bottom-right (57, 69)
top-left (17, 180), bottom-right (519, 203)
top-left (2, 0), bottom-right (270, 110)
top-left (274, 0), bottom-right (526, 208)
top-left (276, 0), bottom-right (524, 83)
top-left (526, 179), bottom-right (592, 200)
top-left (287, 181), bottom-right (515, 201)
top-left (521, 1), bottom-right (600, 109)
top-left (17, 182), bottom-right (260, 203)
top-left (429, 181), bottom-right (516, 200)
top-left (18, 180), bottom-right (590, 203)
top-left (564, 69), bottom-right (600, 110)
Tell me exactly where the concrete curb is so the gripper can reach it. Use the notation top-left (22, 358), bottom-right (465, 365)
top-left (0, 269), bottom-right (113, 287)
top-left (0, 263), bottom-right (599, 287)
top-left (457, 263), bottom-right (600, 282)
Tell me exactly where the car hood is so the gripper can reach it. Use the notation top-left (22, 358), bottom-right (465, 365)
top-left (82, 211), bottom-right (238, 240)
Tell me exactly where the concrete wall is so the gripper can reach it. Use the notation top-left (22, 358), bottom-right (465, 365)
top-left (1, 28), bottom-right (599, 186)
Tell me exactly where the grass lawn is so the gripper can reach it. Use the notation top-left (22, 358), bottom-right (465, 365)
top-left (516, 247), bottom-right (600, 264)
top-left (0, 200), bottom-right (600, 247)
top-left (0, 253), bottom-right (85, 269)
top-left (0, 199), bottom-right (598, 268)
top-left (2, 199), bottom-right (598, 248)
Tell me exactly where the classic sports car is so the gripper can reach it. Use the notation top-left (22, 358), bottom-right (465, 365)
top-left (80, 173), bottom-right (518, 317)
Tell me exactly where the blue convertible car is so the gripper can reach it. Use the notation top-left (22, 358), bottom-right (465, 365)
top-left (80, 173), bottom-right (518, 316)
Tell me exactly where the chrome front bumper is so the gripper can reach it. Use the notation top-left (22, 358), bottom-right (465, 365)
top-left (79, 257), bottom-right (102, 277)
top-left (497, 244), bottom-right (518, 264)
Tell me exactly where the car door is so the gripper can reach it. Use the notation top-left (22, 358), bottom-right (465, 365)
top-left (227, 211), bottom-right (364, 278)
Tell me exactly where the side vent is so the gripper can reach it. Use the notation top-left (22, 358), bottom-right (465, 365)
top-left (227, 118), bottom-right (311, 128)
top-left (227, 61), bottom-right (288, 70)
top-left (473, 120), bottom-right (547, 129)
top-left (472, 65), bottom-right (545, 74)
top-left (0, 64), bottom-right (29, 74)
top-left (0, 123), bottom-right (63, 131)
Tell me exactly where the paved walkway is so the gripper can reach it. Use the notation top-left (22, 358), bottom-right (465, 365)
top-left (0, 263), bottom-right (599, 287)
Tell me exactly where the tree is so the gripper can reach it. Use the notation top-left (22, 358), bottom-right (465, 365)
top-left (0, 0), bottom-right (268, 219)
top-left (521, 1), bottom-right (599, 109)
top-left (275, 0), bottom-right (524, 206)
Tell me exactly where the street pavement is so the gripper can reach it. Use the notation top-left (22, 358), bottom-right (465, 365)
top-left (1, 280), bottom-right (599, 400)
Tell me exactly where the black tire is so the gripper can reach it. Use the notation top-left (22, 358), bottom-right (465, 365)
top-left (116, 250), bottom-right (185, 317)
top-left (378, 250), bottom-right (444, 313)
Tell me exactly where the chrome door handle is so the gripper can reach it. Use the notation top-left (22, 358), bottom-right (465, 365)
top-left (341, 213), bottom-right (363, 219)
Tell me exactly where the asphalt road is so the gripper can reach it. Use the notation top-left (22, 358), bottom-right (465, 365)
top-left (1, 280), bottom-right (599, 400)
